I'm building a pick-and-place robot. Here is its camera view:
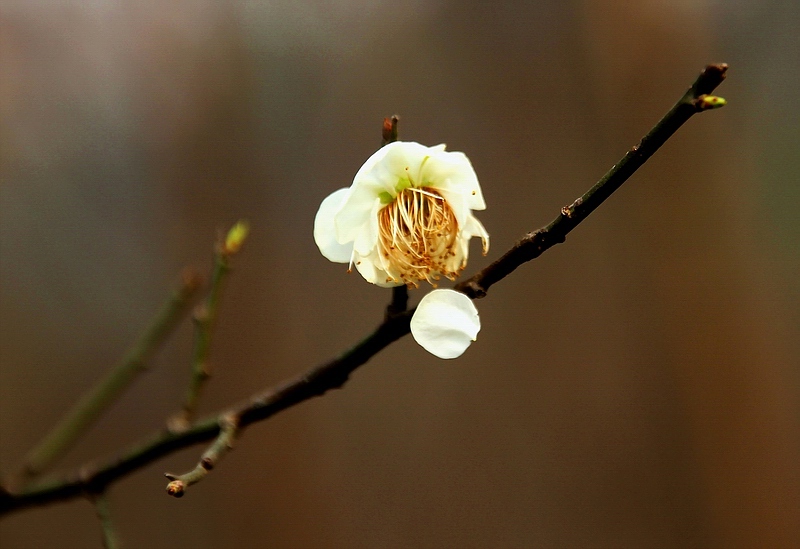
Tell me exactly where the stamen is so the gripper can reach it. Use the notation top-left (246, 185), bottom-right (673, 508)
top-left (377, 187), bottom-right (461, 286)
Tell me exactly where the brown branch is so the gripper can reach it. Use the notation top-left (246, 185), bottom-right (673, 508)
top-left (455, 63), bottom-right (728, 298)
top-left (0, 64), bottom-right (727, 518)
top-left (1, 309), bottom-right (414, 516)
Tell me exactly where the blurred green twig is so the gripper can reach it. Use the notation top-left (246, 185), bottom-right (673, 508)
top-left (91, 491), bottom-right (119, 549)
top-left (172, 221), bottom-right (249, 429)
top-left (18, 270), bottom-right (202, 481)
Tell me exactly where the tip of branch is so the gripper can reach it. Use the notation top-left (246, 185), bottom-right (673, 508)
top-left (165, 479), bottom-right (185, 498)
top-left (223, 220), bottom-right (250, 255)
top-left (702, 64), bottom-right (728, 84)
top-left (694, 63), bottom-right (729, 96)
top-left (382, 115), bottom-right (399, 146)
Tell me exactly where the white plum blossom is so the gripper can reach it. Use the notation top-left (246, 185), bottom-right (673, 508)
top-left (314, 141), bottom-right (489, 288)
top-left (314, 140), bottom-right (489, 358)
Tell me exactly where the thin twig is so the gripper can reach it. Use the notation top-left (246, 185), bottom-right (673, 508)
top-left (165, 415), bottom-right (238, 497)
top-left (90, 491), bottom-right (119, 549)
top-left (382, 114), bottom-right (399, 146)
top-left (173, 221), bottom-right (249, 428)
top-left (1, 310), bottom-right (413, 515)
top-left (455, 63), bottom-right (728, 298)
top-left (0, 64), bottom-right (727, 517)
top-left (17, 269), bottom-right (202, 481)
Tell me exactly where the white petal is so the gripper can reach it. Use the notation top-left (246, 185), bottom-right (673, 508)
top-left (352, 142), bottom-right (412, 196)
top-left (437, 187), bottom-right (470, 229)
top-left (314, 188), bottom-right (353, 263)
top-left (352, 198), bottom-right (382, 256)
top-left (384, 141), bottom-right (435, 186)
top-left (352, 143), bottom-right (391, 182)
top-left (462, 213), bottom-right (490, 256)
top-left (411, 289), bottom-right (480, 359)
top-left (335, 182), bottom-right (378, 246)
top-left (423, 149), bottom-right (486, 211)
top-left (354, 250), bottom-right (402, 288)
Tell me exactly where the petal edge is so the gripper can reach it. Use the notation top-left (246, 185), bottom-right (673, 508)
top-left (314, 188), bottom-right (353, 263)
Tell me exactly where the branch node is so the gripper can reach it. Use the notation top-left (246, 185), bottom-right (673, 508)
top-left (561, 196), bottom-right (584, 218)
top-left (385, 285), bottom-right (409, 318)
top-left (460, 280), bottom-right (487, 299)
top-left (166, 414), bottom-right (191, 435)
top-left (193, 304), bottom-right (211, 324)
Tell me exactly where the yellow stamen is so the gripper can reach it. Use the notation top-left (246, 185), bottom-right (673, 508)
top-left (378, 187), bottom-right (461, 286)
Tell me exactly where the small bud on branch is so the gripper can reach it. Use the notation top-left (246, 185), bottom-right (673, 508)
top-left (164, 415), bottom-right (238, 498)
top-left (223, 220), bottom-right (250, 255)
top-left (697, 95), bottom-right (727, 110)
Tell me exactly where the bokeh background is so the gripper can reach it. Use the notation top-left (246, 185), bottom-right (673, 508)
top-left (1, 1), bottom-right (798, 548)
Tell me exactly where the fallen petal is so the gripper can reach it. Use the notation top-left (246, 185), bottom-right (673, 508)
top-left (410, 289), bottom-right (480, 359)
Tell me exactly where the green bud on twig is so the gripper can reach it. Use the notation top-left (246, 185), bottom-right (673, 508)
top-left (698, 95), bottom-right (727, 110)
top-left (224, 220), bottom-right (249, 255)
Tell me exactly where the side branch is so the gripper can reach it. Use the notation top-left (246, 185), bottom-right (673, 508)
top-left (455, 63), bottom-right (728, 298)
top-left (1, 310), bottom-right (414, 516)
top-left (18, 269), bottom-right (202, 480)
top-left (165, 415), bottom-right (239, 497)
top-left (173, 221), bottom-right (249, 428)
top-left (91, 491), bottom-right (119, 549)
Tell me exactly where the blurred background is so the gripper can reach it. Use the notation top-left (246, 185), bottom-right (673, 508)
top-left (1, 1), bottom-right (798, 547)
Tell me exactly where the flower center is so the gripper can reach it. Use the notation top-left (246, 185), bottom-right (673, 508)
top-left (377, 187), bottom-right (461, 286)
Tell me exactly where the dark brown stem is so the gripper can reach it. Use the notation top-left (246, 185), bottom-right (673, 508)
top-left (1, 310), bottom-right (413, 516)
top-left (455, 63), bottom-right (727, 298)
